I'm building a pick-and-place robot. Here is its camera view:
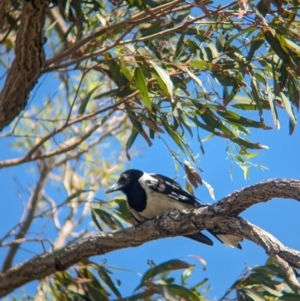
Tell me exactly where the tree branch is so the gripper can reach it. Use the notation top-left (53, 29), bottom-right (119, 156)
top-left (45, 0), bottom-right (184, 68)
top-left (0, 178), bottom-right (300, 296)
top-left (44, 1), bottom-right (238, 71)
top-left (0, 0), bottom-right (48, 130)
top-left (0, 108), bottom-right (116, 168)
top-left (2, 157), bottom-right (53, 272)
top-left (213, 178), bottom-right (300, 215)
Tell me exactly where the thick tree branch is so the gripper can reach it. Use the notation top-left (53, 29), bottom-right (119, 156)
top-left (271, 254), bottom-right (300, 290)
top-left (0, 0), bottom-right (48, 130)
top-left (213, 178), bottom-right (300, 215)
top-left (0, 178), bottom-right (300, 296)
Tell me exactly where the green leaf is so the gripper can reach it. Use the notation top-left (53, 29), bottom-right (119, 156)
top-left (186, 39), bottom-right (200, 53)
top-left (264, 31), bottom-right (291, 64)
top-left (214, 73), bottom-right (237, 86)
top-left (217, 110), bottom-right (272, 129)
top-left (279, 62), bottom-right (288, 89)
top-left (190, 60), bottom-right (212, 71)
top-left (192, 278), bottom-right (209, 289)
top-left (199, 108), bottom-right (221, 129)
top-left (123, 289), bottom-right (158, 301)
top-left (120, 63), bottom-right (134, 81)
top-left (216, 33), bottom-right (226, 52)
top-left (78, 86), bottom-right (99, 115)
top-left (185, 180), bottom-right (194, 195)
top-left (199, 109), bottom-right (235, 138)
top-left (98, 266), bottom-right (122, 298)
top-left (93, 88), bottom-right (121, 100)
top-left (190, 115), bottom-right (219, 134)
top-left (176, 31), bottom-right (186, 56)
top-left (231, 104), bottom-right (258, 110)
top-left (186, 68), bottom-right (207, 93)
top-left (134, 67), bottom-right (151, 110)
top-left (160, 284), bottom-right (199, 301)
top-left (224, 86), bottom-right (239, 105)
top-left (93, 208), bottom-right (123, 230)
top-left (256, 0), bottom-right (268, 16)
top-left (287, 75), bottom-right (300, 110)
top-left (254, 73), bottom-right (265, 84)
top-left (106, 54), bottom-right (129, 86)
top-left (244, 288), bottom-right (266, 301)
top-left (137, 260), bottom-right (192, 289)
top-left (125, 103), bottom-right (152, 147)
top-left (280, 92), bottom-right (297, 135)
top-left (125, 127), bottom-right (138, 160)
top-left (251, 78), bottom-right (263, 115)
top-left (91, 208), bottom-right (103, 231)
top-left (137, 21), bottom-right (162, 38)
top-left (284, 37), bottom-right (300, 56)
top-left (160, 116), bottom-right (191, 155)
top-left (204, 39), bottom-right (219, 61)
top-left (152, 71), bottom-right (169, 96)
top-left (246, 36), bottom-right (265, 62)
top-left (266, 82), bottom-right (280, 129)
top-left (149, 60), bottom-right (173, 100)
top-left (110, 198), bottom-right (134, 224)
top-left (232, 95), bottom-right (254, 104)
top-left (232, 137), bottom-right (269, 150)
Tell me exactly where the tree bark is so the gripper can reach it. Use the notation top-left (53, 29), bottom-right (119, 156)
top-left (0, 0), bottom-right (48, 130)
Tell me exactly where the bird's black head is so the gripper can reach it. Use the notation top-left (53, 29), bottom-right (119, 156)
top-left (105, 169), bottom-right (144, 194)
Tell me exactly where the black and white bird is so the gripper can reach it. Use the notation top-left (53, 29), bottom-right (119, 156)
top-left (106, 169), bottom-right (242, 248)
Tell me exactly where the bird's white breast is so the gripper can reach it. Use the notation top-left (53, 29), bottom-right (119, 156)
top-left (138, 173), bottom-right (193, 219)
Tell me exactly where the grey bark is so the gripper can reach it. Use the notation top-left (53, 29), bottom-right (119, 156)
top-left (0, 0), bottom-right (48, 130)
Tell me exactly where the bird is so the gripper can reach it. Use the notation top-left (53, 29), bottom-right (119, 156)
top-left (105, 169), bottom-right (242, 248)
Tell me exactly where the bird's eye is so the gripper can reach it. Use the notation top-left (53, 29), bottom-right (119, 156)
top-left (119, 175), bottom-right (126, 182)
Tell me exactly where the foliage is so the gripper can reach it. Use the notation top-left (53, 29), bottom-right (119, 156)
top-left (1, 0), bottom-right (300, 300)
top-left (1, 0), bottom-right (300, 169)
top-left (222, 258), bottom-right (300, 301)
top-left (30, 257), bottom-right (300, 301)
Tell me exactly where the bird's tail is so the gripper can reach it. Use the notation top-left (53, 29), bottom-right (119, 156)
top-left (184, 232), bottom-right (213, 246)
top-left (208, 230), bottom-right (242, 249)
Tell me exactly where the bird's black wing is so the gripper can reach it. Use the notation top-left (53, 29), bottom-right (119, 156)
top-left (142, 173), bottom-right (202, 207)
top-left (140, 173), bottom-right (243, 248)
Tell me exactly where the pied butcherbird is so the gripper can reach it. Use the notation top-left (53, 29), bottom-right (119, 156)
top-left (106, 169), bottom-right (242, 248)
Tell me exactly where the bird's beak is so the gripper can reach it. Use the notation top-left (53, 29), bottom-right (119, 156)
top-left (105, 182), bottom-right (123, 193)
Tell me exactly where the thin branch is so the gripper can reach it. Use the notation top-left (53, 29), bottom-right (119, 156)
top-left (45, 0), bottom-right (184, 67)
top-left (45, 1), bottom-right (238, 71)
top-left (2, 158), bottom-right (54, 272)
top-left (45, 24), bottom-right (136, 72)
top-left (0, 107), bottom-right (117, 168)
top-left (66, 59), bottom-right (89, 123)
